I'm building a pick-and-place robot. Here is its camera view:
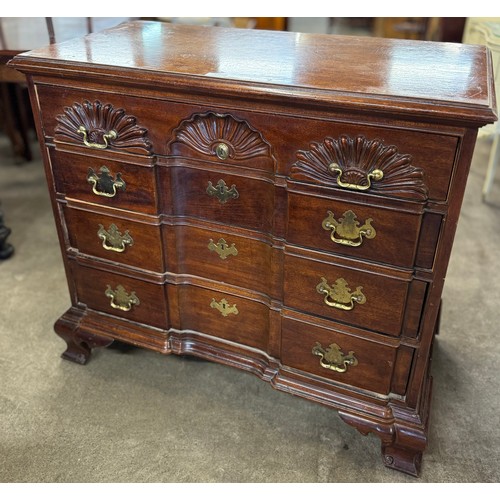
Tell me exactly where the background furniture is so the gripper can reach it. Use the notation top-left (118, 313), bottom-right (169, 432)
top-left (0, 206), bottom-right (13, 259)
top-left (463, 19), bottom-right (500, 201)
top-left (0, 17), bottom-right (134, 161)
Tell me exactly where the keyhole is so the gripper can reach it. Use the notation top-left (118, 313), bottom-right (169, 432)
top-left (215, 143), bottom-right (230, 160)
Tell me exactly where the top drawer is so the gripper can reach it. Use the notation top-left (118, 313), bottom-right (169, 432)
top-left (36, 83), bottom-right (460, 202)
top-left (48, 148), bottom-right (158, 215)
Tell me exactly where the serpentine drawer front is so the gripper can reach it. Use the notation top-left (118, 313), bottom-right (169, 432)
top-left (10, 21), bottom-right (496, 477)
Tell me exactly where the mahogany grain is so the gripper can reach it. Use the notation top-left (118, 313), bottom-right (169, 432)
top-left (10, 20), bottom-right (496, 477)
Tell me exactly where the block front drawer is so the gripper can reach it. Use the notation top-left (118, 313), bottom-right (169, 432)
top-left (281, 316), bottom-right (405, 395)
top-left (287, 191), bottom-right (423, 269)
top-left (177, 284), bottom-right (269, 352)
top-left (284, 251), bottom-right (423, 337)
top-left (168, 224), bottom-right (274, 296)
top-left (166, 167), bottom-right (274, 232)
top-left (71, 263), bottom-right (168, 330)
top-left (64, 206), bottom-right (163, 272)
top-left (36, 83), bottom-right (459, 204)
top-left (49, 148), bottom-right (158, 214)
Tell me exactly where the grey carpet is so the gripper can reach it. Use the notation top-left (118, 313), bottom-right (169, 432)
top-left (0, 133), bottom-right (499, 483)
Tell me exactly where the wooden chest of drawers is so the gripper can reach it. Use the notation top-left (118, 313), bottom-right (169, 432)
top-left (10, 21), bottom-right (496, 476)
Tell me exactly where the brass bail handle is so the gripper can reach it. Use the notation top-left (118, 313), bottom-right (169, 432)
top-left (97, 223), bottom-right (134, 253)
top-left (312, 342), bottom-right (358, 373)
top-left (316, 277), bottom-right (366, 311)
top-left (322, 210), bottom-right (376, 248)
top-left (78, 125), bottom-right (117, 150)
top-left (329, 162), bottom-right (384, 191)
top-left (87, 166), bottom-right (126, 198)
top-left (105, 285), bottom-right (140, 312)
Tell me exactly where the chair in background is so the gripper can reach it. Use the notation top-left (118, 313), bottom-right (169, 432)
top-left (462, 19), bottom-right (500, 202)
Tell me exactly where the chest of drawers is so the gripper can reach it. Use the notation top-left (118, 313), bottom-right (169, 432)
top-left (10, 21), bottom-right (496, 476)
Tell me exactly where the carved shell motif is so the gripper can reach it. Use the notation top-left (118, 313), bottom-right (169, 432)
top-left (292, 134), bottom-right (428, 201)
top-left (169, 112), bottom-right (276, 168)
top-left (54, 100), bottom-right (153, 155)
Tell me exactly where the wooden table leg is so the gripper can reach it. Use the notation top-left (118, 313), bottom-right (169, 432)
top-left (0, 81), bottom-right (32, 162)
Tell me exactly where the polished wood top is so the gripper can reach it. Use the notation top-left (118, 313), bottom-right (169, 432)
top-left (10, 20), bottom-right (497, 124)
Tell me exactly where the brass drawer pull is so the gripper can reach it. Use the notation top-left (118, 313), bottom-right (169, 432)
top-left (316, 277), bottom-right (366, 311)
top-left (210, 298), bottom-right (239, 317)
top-left (208, 238), bottom-right (238, 260)
top-left (312, 342), bottom-right (358, 373)
top-left (329, 162), bottom-right (384, 191)
top-left (77, 125), bottom-right (117, 149)
top-left (206, 179), bottom-right (239, 204)
top-left (105, 284), bottom-right (140, 311)
top-left (87, 166), bottom-right (126, 198)
top-left (97, 223), bottom-right (134, 253)
top-left (322, 210), bottom-right (376, 247)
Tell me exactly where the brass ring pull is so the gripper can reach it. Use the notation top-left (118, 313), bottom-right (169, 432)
top-left (322, 210), bottom-right (376, 247)
top-left (312, 342), bottom-right (358, 373)
top-left (316, 277), bottom-right (366, 311)
top-left (97, 223), bottom-right (134, 253)
top-left (77, 125), bottom-right (117, 149)
top-left (105, 284), bottom-right (140, 312)
top-left (206, 179), bottom-right (239, 204)
top-left (87, 166), bottom-right (126, 198)
top-left (210, 298), bottom-right (239, 317)
top-left (329, 162), bottom-right (384, 191)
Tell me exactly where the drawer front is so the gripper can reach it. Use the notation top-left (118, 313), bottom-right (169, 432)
top-left (166, 167), bottom-right (274, 232)
top-left (71, 263), bottom-right (168, 329)
top-left (281, 316), bottom-right (399, 395)
top-left (37, 86), bottom-right (275, 172)
top-left (64, 206), bottom-right (163, 272)
top-left (169, 225), bottom-right (273, 296)
top-left (277, 120), bottom-right (457, 203)
top-left (37, 84), bottom-right (458, 202)
top-left (177, 284), bottom-right (269, 352)
top-left (284, 253), bottom-right (417, 337)
top-left (49, 148), bottom-right (157, 214)
top-left (287, 191), bottom-right (422, 269)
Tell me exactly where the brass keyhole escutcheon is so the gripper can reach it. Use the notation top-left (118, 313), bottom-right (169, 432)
top-left (206, 179), bottom-right (239, 204)
top-left (208, 238), bottom-right (238, 260)
top-left (215, 142), bottom-right (230, 160)
top-left (210, 298), bottom-right (239, 317)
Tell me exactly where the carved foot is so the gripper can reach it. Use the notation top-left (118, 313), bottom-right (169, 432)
top-left (54, 308), bottom-right (113, 364)
top-left (381, 443), bottom-right (422, 477)
top-left (339, 410), bottom-right (428, 477)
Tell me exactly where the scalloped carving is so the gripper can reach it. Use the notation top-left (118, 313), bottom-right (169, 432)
top-left (291, 134), bottom-right (428, 201)
top-left (54, 100), bottom-right (153, 155)
top-left (169, 112), bottom-right (276, 168)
